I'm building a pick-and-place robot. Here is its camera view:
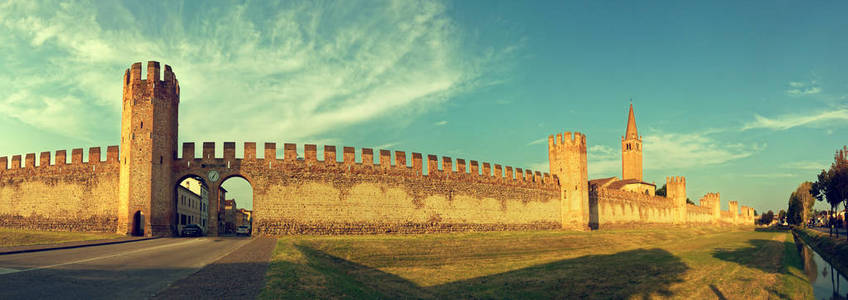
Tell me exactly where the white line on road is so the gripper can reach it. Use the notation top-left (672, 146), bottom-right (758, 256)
top-left (0, 238), bottom-right (205, 276)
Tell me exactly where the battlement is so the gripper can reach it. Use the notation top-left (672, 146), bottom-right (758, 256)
top-left (173, 142), bottom-right (558, 189)
top-left (665, 176), bottom-right (686, 184)
top-left (699, 192), bottom-right (720, 207)
top-left (591, 186), bottom-right (675, 208)
top-left (548, 131), bottom-right (587, 152)
top-left (123, 61), bottom-right (180, 102)
top-left (0, 146), bottom-right (120, 170)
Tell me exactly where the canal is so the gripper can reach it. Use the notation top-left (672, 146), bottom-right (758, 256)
top-left (796, 234), bottom-right (848, 299)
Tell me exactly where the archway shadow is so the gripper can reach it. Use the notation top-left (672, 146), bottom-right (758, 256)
top-left (290, 245), bottom-right (689, 299)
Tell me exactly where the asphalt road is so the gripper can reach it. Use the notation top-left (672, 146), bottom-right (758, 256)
top-left (0, 237), bottom-right (253, 300)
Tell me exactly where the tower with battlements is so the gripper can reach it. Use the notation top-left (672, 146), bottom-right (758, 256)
top-left (548, 131), bottom-right (589, 230)
top-left (621, 104), bottom-right (643, 181)
top-left (666, 176), bottom-right (687, 224)
top-left (117, 61), bottom-right (180, 236)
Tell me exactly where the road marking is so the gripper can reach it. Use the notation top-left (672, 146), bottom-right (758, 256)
top-left (0, 239), bottom-right (204, 276)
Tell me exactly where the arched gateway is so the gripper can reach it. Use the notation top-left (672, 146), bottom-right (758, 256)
top-left (0, 61), bottom-right (756, 237)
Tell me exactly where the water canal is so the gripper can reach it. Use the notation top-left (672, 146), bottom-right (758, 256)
top-left (795, 233), bottom-right (848, 299)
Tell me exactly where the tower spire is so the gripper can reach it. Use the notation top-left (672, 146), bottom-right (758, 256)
top-left (625, 103), bottom-right (638, 139)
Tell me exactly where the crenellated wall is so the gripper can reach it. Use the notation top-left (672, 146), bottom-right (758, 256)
top-left (0, 61), bottom-right (757, 236)
top-left (0, 146), bottom-right (121, 232)
top-left (171, 142), bottom-right (560, 235)
top-left (590, 187), bottom-right (677, 226)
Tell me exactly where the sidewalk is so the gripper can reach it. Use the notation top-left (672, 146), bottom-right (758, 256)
top-left (0, 236), bottom-right (158, 255)
top-left (809, 226), bottom-right (848, 236)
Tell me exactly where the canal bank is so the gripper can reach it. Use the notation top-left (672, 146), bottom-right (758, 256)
top-left (793, 227), bottom-right (848, 278)
top-left (793, 227), bottom-right (848, 298)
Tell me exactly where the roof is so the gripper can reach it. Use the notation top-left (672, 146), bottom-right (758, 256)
top-left (624, 103), bottom-right (638, 139)
top-left (607, 178), bottom-right (656, 190)
top-left (589, 177), bottom-right (618, 188)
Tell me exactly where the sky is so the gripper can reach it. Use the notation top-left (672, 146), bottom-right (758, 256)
top-left (0, 0), bottom-right (846, 213)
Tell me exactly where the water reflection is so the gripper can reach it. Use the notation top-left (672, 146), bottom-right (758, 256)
top-left (797, 236), bottom-right (848, 299)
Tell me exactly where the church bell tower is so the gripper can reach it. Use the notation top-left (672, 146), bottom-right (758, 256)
top-left (621, 103), bottom-right (642, 181)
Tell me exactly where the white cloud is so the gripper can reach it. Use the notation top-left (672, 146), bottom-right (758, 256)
top-left (434, 120), bottom-right (448, 126)
top-left (642, 131), bottom-right (763, 170)
top-left (0, 1), bottom-right (508, 144)
top-left (742, 109), bottom-right (848, 131)
top-left (781, 161), bottom-right (829, 171)
top-left (527, 138), bottom-right (546, 146)
top-left (743, 173), bottom-right (796, 178)
top-left (786, 79), bottom-right (821, 96)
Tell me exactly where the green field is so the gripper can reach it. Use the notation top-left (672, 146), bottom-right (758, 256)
top-left (0, 228), bottom-right (125, 248)
top-left (260, 227), bottom-right (811, 299)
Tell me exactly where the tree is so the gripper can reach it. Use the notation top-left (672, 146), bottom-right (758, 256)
top-left (760, 210), bottom-right (774, 225)
top-left (787, 182), bottom-right (815, 226)
top-left (656, 184), bottom-right (667, 197)
top-left (811, 146), bottom-right (848, 238)
top-left (778, 209), bottom-right (786, 223)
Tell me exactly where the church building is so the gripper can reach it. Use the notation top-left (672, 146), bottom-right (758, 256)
top-left (589, 103), bottom-right (657, 195)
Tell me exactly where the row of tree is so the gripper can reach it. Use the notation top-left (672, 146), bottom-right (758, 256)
top-left (787, 146), bottom-right (848, 239)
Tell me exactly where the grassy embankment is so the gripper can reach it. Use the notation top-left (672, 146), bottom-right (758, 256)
top-left (0, 228), bottom-right (125, 248)
top-left (260, 227), bottom-right (811, 299)
top-left (794, 227), bottom-right (848, 277)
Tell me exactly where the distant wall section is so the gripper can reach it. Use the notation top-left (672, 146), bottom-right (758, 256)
top-left (0, 147), bottom-right (120, 232)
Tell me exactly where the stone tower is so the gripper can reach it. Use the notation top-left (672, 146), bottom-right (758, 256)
top-left (621, 103), bottom-right (642, 181)
top-left (117, 61), bottom-right (180, 236)
top-left (666, 176), bottom-right (686, 224)
top-left (700, 193), bottom-right (721, 223)
top-left (728, 200), bottom-right (739, 224)
top-left (548, 131), bottom-right (589, 230)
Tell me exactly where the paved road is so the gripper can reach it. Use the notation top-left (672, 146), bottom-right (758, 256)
top-left (0, 237), bottom-right (253, 300)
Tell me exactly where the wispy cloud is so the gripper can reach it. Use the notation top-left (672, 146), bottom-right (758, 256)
top-left (781, 161), bottom-right (829, 171)
top-left (373, 142), bottom-right (400, 150)
top-left (0, 1), bottom-right (509, 144)
top-left (743, 173), bottom-right (796, 178)
top-left (742, 108), bottom-right (848, 131)
top-left (434, 120), bottom-right (448, 126)
top-left (642, 131), bottom-right (763, 170)
top-left (786, 80), bottom-right (821, 96)
top-left (527, 138), bottom-right (546, 146)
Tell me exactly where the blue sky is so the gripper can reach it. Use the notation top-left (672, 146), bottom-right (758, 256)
top-left (0, 0), bottom-right (846, 213)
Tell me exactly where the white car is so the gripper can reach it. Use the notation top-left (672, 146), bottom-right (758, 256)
top-left (236, 225), bottom-right (251, 236)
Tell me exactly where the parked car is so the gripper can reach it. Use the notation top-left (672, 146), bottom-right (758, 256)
top-left (236, 225), bottom-right (251, 236)
top-left (181, 224), bottom-right (204, 237)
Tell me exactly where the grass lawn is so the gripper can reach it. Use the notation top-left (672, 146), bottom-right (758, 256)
top-left (0, 227), bottom-right (125, 248)
top-left (260, 227), bottom-right (811, 299)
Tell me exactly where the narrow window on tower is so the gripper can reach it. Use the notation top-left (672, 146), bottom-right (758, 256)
top-left (140, 121), bottom-right (143, 129)
top-left (160, 156), bottom-right (163, 164)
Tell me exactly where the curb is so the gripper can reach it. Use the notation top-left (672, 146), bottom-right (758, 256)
top-left (0, 237), bottom-right (160, 255)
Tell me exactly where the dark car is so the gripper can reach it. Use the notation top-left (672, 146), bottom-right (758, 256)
top-left (181, 224), bottom-right (204, 237)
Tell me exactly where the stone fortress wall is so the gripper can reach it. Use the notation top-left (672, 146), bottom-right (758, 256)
top-left (172, 142), bottom-right (561, 235)
top-left (0, 61), bottom-right (756, 236)
top-left (0, 147), bottom-right (120, 232)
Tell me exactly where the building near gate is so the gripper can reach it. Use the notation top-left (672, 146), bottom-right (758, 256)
top-left (0, 61), bottom-right (756, 236)
top-left (176, 177), bottom-right (208, 233)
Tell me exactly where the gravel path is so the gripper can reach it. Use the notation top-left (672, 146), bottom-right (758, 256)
top-left (153, 237), bottom-right (277, 300)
